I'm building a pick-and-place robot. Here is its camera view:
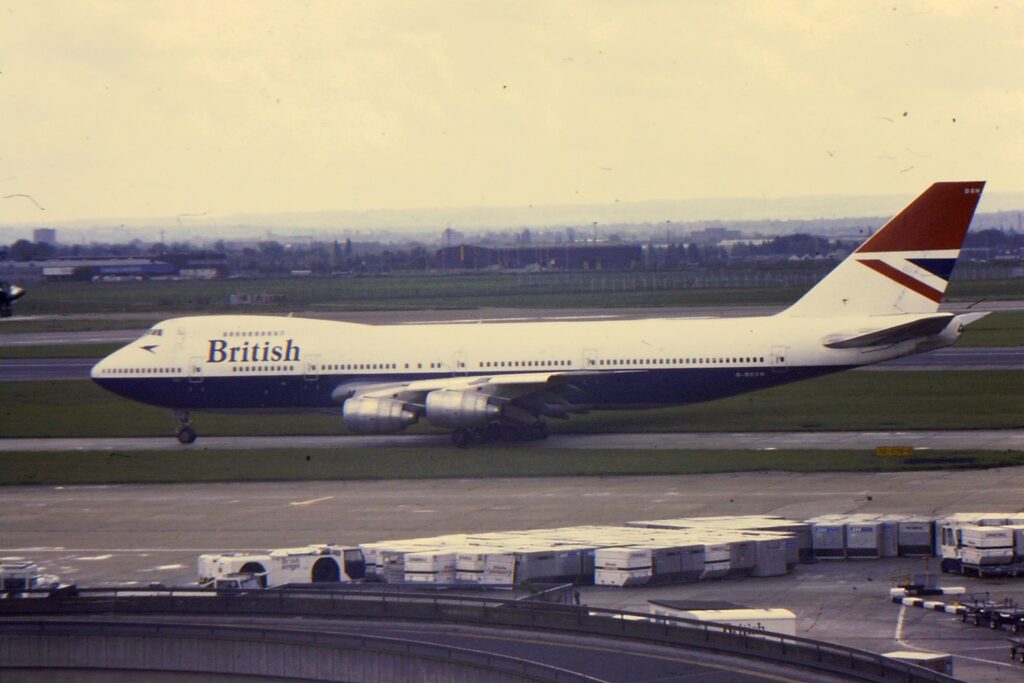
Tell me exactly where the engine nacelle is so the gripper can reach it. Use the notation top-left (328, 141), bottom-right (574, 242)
top-left (425, 389), bottom-right (501, 429)
top-left (343, 397), bottom-right (418, 434)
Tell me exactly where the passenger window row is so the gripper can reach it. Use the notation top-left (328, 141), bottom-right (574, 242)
top-left (99, 367), bottom-right (181, 375)
top-left (222, 330), bottom-right (287, 337)
top-left (598, 356), bottom-right (765, 366)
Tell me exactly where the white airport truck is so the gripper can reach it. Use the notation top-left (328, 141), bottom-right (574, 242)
top-left (0, 562), bottom-right (61, 596)
top-left (938, 524), bottom-right (1024, 577)
top-left (198, 545), bottom-right (365, 588)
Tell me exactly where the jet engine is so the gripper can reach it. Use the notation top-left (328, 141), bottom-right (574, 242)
top-left (0, 281), bottom-right (24, 318)
top-left (425, 389), bottom-right (501, 428)
top-left (342, 397), bottom-right (418, 434)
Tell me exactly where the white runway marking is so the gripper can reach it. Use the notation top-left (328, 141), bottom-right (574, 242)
top-left (75, 554), bottom-right (113, 561)
top-left (289, 495), bottom-right (335, 507)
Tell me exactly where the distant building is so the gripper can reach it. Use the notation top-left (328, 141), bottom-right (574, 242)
top-left (33, 228), bottom-right (57, 245)
top-left (0, 252), bottom-right (227, 283)
top-left (435, 244), bottom-right (642, 270)
top-left (687, 227), bottom-right (743, 245)
top-left (441, 228), bottom-right (465, 247)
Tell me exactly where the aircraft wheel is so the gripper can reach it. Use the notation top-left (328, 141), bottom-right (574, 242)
top-left (177, 427), bottom-right (197, 444)
top-left (451, 429), bottom-right (471, 449)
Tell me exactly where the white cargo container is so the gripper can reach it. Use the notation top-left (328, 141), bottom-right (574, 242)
top-left (198, 545), bottom-right (364, 587)
top-left (648, 606), bottom-right (797, 636)
top-left (960, 526), bottom-right (1013, 549)
top-left (811, 522), bottom-right (845, 559)
top-left (596, 547), bottom-right (651, 571)
top-left (404, 551), bottom-right (456, 583)
top-left (455, 547), bottom-right (499, 584)
top-left (595, 567), bottom-right (652, 587)
top-left (846, 522), bottom-right (882, 559)
top-left (700, 542), bottom-right (731, 580)
top-left (482, 552), bottom-right (516, 586)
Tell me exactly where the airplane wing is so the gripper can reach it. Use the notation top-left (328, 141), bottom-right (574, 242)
top-left (330, 370), bottom-right (611, 419)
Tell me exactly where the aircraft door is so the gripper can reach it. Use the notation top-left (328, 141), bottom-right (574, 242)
top-left (452, 350), bottom-right (468, 375)
top-left (304, 355), bottom-right (321, 382)
top-left (770, 345), bottom-right (789, 373)
top-left (188, 356), bottom-right (204, 383)
top-left (583, 348), bottom-right (598, 369)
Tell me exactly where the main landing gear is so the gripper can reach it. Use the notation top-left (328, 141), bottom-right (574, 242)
top-left (174, 410), bottom-right (197, 444)
top-left (451, 421), bottom-right (549, 448)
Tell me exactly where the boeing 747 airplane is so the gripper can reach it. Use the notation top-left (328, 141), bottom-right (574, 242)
top-left (92, 182), bottom-right (988, 446)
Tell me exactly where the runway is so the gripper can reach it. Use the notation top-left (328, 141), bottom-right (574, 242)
top-left (0, 345), bottom-right (1019, 382)
top-left (2, 428), bottom-right (1020, 452)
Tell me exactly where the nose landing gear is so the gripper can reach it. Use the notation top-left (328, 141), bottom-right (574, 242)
top-left (174, 410), bottom-right (197, 444)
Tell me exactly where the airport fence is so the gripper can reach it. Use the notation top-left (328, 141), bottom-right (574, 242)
top-left (0, 587), bottom-right (957, 682)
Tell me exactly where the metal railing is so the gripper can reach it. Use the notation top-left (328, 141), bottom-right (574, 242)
top-left (0, 587), bottom-right (958, 683)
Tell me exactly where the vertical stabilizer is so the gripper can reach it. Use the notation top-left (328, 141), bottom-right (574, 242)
top-left (781, 182), bottom-right (985, 318)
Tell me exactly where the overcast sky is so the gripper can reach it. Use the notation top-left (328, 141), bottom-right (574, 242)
top-left (1, 0), bottom-right (1021, 224)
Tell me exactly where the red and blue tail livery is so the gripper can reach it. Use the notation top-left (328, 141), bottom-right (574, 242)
top-left (92, 182), bottom-right (989, 447)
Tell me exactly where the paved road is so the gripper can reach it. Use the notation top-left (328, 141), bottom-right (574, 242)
top-left (0, 346), bottom-right (1020, 382)
top-left (1, 428), bottom-right (1020, 452)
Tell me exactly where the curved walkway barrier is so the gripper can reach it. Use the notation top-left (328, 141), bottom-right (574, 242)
top-left (0, 619), bottom-right (600, 683)
top-left (0, 587), bottom-right (957, 683)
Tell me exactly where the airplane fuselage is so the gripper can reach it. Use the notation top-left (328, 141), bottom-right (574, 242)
top-left (91, 312), bottom-right (960, 412)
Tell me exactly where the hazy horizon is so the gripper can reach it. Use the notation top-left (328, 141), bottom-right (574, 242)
top-left (3, 1), bottom-right (1022, 228)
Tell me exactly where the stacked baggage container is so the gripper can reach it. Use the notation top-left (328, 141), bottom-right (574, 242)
top-left (404, 551), bottom-right (456, 583)
top-left (808, 515), bottom-right (847, 559)
top-left (960, 526), bottom-right (1015, 572)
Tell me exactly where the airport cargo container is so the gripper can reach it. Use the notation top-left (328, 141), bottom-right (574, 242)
top-left (1005, 526), bottom-right (1024, 557)
top-left (876, 516), bottom-right (901, 557)
top-left (404, 551), bottom-right (456, 583)
top-left (961, 526), bottom-right (1014, 549)
top-left (648, 605), bottom-right (797, 636)
top-left (594, 547), bottom-right (652, 586)
top-left (897, 518), bottom-right (934, 557)
top-left (810, 520), bottom-right (846, 559)
top-left (455, 547), bottom-right (500, 583)
top-left (595, 567), bottom-right (651, 587)
top-left (700, 543), bottom-right (731, 579)
top-left (480, 545), bottom-right (587, 586)
top-left (846, 522), bottom-right (882, 559)
top-left (749, 537), bottom-right (788, 577)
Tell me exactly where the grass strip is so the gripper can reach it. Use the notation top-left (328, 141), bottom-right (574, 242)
top-left (2, 448), bottom-right (1022, 486)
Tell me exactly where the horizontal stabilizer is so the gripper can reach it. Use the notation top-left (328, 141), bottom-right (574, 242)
top-left (823, 314), bottom-right (954, 349)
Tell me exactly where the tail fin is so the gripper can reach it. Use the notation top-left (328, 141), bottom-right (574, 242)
top-left (782, 181), bottom-right (985, 317)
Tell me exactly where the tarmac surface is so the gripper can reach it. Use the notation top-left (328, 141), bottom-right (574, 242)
top-left (5, 469), bottom-right (1024, 681)
top-left (1, 298), bottom-right (1022, 345)
top-left (2, 428), bottom-right (1021, 453)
